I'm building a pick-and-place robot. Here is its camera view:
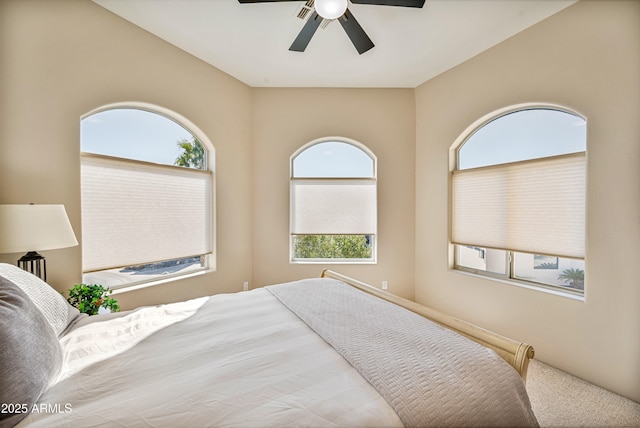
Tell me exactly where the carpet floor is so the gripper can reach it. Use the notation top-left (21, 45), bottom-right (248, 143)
top-left (526, 360), bottom-right (640, 427)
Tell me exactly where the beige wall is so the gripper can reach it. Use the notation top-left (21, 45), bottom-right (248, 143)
top-left (415, 0), bottom-right (640, 402)
top-left (0, 1), bottom-right (415, 303)
top-left (0, 0), bottom-right (254, 309)
top-left (251, 88), bottom-right (415, 298)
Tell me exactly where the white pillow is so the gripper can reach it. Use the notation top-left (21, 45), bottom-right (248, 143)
top-left (0, 263), bottom-right (79, 336)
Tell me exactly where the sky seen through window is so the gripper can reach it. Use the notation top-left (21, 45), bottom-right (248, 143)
top-left (458, 108), bottom-right (586, 170)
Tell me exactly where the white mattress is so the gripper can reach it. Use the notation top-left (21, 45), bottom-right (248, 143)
top-left (20, 288), bottom-right (403, 427)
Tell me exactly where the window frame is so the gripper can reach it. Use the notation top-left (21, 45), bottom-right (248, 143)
top-left (290, 137), bottom-right (377, 264)
top-left (454, 247), bottom-right (585, 298)
top-left (80, 103), bottom-right (216, 291)
top-left (449, 103), bottom-right (586, 298)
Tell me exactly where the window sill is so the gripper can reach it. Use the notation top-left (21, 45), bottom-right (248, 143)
top-left (290, 259), bottom-right (377, 265)
top-left (452, 268), bottom-right (585, 302)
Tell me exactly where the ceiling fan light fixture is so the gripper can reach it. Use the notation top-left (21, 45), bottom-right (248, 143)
top-left (314, 0), bottom-right (348, 20)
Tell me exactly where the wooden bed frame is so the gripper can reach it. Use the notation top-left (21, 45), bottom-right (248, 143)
top-left (321, 269), bottom-right (535, 382)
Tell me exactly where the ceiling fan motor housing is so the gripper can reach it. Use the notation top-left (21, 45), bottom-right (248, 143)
top-left (315, 0), bottom-right (348, 20)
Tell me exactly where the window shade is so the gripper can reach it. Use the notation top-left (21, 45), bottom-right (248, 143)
top-left (452, 152), bottom-right (585, 259)
top-left (291, 179), bottom-right (376, 235)
top-left (81, 154), bottom-right (213, 272)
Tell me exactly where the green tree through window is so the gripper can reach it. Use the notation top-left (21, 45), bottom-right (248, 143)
top-left (293, 235), bottom-right (372, 259)
top-left (175, 137), bottom-right (205, 170)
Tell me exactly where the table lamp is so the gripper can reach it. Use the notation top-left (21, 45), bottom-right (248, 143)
top-left (0, 204), bottom-right (78, 281)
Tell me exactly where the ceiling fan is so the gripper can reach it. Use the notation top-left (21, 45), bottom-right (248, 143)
top-left (238, 0), bottom-right (426, 54)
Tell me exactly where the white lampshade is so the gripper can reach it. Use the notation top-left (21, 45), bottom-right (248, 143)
top-left (0, 204), bottom-right (78, 253)
top-left (315, 0), bottom-right (347, 20)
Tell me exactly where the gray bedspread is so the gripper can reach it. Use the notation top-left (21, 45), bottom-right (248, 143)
top-left (267, 278), bottom-right (539, 427)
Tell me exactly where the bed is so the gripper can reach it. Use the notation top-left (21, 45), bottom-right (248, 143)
top-left (0, 263), bottom-right (538, 427)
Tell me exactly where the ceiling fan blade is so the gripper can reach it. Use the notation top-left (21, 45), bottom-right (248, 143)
top-left (349, 0), bottom-right (425, 7)
top-left (338, 9), bottom-right (374, 55)
top-left (289, 11), bottom-right (323, 52)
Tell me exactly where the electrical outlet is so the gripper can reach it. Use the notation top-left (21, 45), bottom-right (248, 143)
top-left (382, 280), bottom-right (388, 290)
top-left (243, 281), bottom-right (249, 291)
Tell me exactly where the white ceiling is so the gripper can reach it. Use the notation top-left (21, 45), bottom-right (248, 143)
top-left (92, 0), bottom-right (577, 88)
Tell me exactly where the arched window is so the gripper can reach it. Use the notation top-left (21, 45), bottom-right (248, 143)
top-left (80, 106), bottom-right (214, 289)
top-left (290, 138), bottom-right (376, 263)
top-left (451, 106), bottom-right (586, 295)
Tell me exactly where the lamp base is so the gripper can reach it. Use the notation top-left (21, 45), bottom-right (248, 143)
top-left (18, 251), bottom-right (47, 282)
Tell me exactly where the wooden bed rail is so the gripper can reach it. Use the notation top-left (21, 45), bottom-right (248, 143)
top-left (320, 269), bottom-right (535, 382)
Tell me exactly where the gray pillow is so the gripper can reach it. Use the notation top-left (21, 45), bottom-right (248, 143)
top-left (0, 276), bottom-right (63, 427)
top-left (0, 263), bottom-right (80, 336)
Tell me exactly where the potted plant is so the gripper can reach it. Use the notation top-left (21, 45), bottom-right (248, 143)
top-left (66, 283), bottom-right (120, 315)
